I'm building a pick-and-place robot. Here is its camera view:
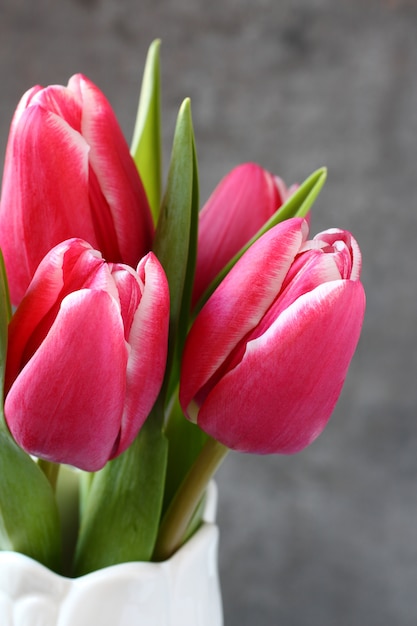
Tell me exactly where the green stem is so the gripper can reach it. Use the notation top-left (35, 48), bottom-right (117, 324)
top-left (153, 435), bottom-right (228, 561)
top-left (38, 459), bottom-right (60, 491)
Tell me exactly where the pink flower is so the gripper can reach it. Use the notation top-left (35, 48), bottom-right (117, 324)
top-left (4, 239), bottom-right (169, 471)
top-left (192, 162), bottom-right (297, 306)
top-left (0, 74), bottom-right (154, 306)
top-left (180, 218), bottom-right (365, 454)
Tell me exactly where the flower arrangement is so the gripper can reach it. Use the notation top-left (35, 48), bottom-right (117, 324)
top-left (0, 40), bottom-right (365, 577)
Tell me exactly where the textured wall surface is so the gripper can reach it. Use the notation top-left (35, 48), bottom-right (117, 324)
top-left (1, 1), bottom-right (416, 624)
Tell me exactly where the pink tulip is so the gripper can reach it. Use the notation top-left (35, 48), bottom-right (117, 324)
top-left (180, 218), bottom-right (365, 454)
top-left (192, 162), bottom-right (297, 306)
top-left (0, 74), bottom-right (154, 306)
top-left (4, 239), bottom-right (169, 471)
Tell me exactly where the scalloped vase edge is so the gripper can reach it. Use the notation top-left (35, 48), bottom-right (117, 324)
top-left (0, 482), bottom-right (223, 626)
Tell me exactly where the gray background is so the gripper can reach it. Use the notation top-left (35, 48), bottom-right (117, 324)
top-left (1, 0), bottom-right (416, 624)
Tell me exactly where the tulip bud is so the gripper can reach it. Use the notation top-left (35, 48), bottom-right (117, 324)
top-left (192, 162), bottom-right (297, 306)
top-left (0, 74), bottom-right (154, 305)
top-left (4, 239), bottom-right (169, 471)
top-left (180, 218), bottom-right (365, 454)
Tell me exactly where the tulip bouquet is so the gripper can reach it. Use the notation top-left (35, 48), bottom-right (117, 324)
top-left (0, 41), bottom-right (365, 577)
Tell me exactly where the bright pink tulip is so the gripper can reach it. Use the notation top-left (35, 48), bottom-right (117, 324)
top-left (192, 162), bottom-right (297, 306)
top-left (0, 74), bottom-right (154, 306)
top-left (4, 238), bottom-right (169, 471)
top-left (180, 218), bottom-right (365, 454)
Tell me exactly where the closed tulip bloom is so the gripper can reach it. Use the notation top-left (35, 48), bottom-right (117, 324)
top-left (0, 74), bottom-right (154, 305)
top-left (180, 218), bottom-right (365, 454)
top-left (4, 239), bottom-right (169, 471)
top-left (192, 162), bottom-right (297, 306)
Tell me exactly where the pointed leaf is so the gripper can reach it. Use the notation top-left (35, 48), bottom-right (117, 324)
top-left (273, 166), bottom-right (327, 221)
top-left (153, 98), bottom-right (199, 396)
top-left (73, 409), bottom-right (168, 575)
top-left (130, 40), bottom-right (162, 223)
top-left (176, 132), bottom-right (199, 364)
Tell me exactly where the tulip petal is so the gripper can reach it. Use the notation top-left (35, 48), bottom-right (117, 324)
top-left (113, 252), bottom-right (169, 455)
top-left (193, 163), bottom-right (285, 304)
top-left (5, 239), bottom-right (110, 391)
top-left (194, 280), bottom-right (365, 454)
top-left (5, 290), bottom-right (127, 471)
top-left (0, 105), bottom-right (95, 304)
top-left (31, 84), bottom-right (83, 133)
top-left (314, 228), bottom-right (362, 280)
top-left (68, 74), bottom-right (154, 266)
top-left (5, 85), bottom-right (43, 135)
top-left (180, 219), bottom-right (307, 415)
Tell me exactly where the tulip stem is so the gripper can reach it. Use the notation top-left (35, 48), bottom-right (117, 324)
top-left (153, 435), bottom-right (228, 561)
top-left (38, 459), bottom-right (60, 491)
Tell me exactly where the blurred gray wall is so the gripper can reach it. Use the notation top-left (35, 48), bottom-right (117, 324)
top-left (1, 0), bottom-right (416, 624)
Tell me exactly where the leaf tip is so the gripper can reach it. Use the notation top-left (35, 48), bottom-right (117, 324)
top-left (179, 97), bottom-right (192, 116)
top-left (318, 165), bottom-right (328, 180)
top-left (148, 39), bottom-right (161, 57)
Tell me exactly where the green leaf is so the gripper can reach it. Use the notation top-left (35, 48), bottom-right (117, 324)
top-left (152, 98), bottom-right (199, 398)
top-left (0, 431), bottom-right (62, 571)
top-left (194, 166), bottom-right (327, 314)
top-left (130, 39), bottom-right (162, 223)
top-left (73, 408), bottom-right (168, 575)
top-left (269, 166), bottom-right (327, 222)
top-left (162, 391), bottom-right (207, 516)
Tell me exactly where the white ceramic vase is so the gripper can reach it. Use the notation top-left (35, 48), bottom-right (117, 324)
top-left (0, 482), bottom-right (222, 626)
